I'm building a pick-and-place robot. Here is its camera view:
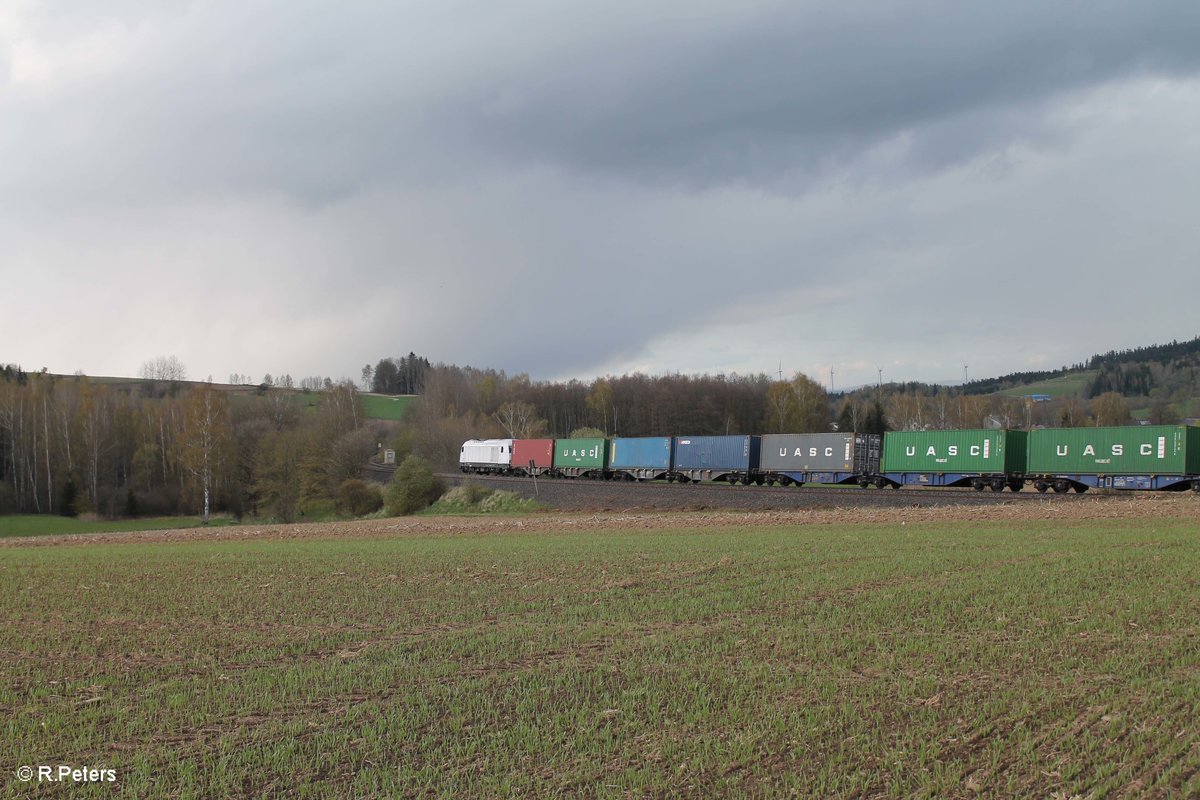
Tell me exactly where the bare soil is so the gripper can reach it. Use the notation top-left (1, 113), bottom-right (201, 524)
top-left (4, 491), bottom-right (1195, 549)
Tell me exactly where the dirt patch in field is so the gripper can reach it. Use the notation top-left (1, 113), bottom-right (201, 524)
top-left (3, 492), bottom-right (1195, 549)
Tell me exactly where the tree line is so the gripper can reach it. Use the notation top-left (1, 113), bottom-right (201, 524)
top-left (383, 361), bottom-right (1189, 472)
top-left (0, 368), bottom-right (384, 520)
top-left (7, 338), bottom-right (1192, 518)
top-left (366, 353), bottom-right (431, 395)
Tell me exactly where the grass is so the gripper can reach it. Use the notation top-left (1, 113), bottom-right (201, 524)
top-left (0, 515), bottom-right (236, 539)
top-left (2, 516), bottom-right (1198, 797)
top-left (362, 394), bottom-right (416, 421)
top-left (426, 485), bottom-right (544, 515)
top-left (997, 371), bottom-right (1096, 399)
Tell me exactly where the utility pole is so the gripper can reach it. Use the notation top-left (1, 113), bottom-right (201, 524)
top-left (830, 365), bottom-right (835, 393)
top-left (964, 365), bottom-right (969, 384)
top-left (877, 367), bottom-right (883, 388)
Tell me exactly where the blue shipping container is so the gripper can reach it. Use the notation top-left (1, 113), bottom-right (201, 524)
top-left (673, 435), bottom-right (761, 472)
top-left (609, 437), bottom-right (673, 470)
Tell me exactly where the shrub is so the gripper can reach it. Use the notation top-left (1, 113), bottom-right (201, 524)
top-left (427, 485), bottom-right (492, 513)
top-left (478, 491), bottom-right (540, 513)
top-left (130, 486), bottom-right (182, 517)
top-left (337, 479), bottom-right (384, 517)
top-left (568, 427), bottom-right (606, 439)
top-left (461, 482), bottom-right (491, 505)
top-left (427, 486), bottom-right (541, 515)
top-left (384, 455), bottom-right (445, 516)
top-left (59, 477), bottom-right (79, 518)
top-left (0, 482), bottom-right (16, 514)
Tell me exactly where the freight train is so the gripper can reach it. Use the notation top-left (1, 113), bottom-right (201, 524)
top-left (460, 425), bottom-right (1200, 493)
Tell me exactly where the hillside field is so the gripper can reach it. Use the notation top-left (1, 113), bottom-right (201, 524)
top-left (2, 500), bottom-right (1198, 797)
top-left (361, 393), bottom-right (416, 420)
top-left (996, 371), bottom-right (1097, 399)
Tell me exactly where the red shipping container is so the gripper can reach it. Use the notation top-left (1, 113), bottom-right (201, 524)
top-left (512, 439), bottom-right (555, 475)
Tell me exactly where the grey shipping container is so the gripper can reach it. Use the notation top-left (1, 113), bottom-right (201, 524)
top-left (672, 435), bottom-right (760, 483)
top-left (760, 433), bottom-right (881, 483)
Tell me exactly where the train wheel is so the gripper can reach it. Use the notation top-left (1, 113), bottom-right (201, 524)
top-left (1053, 480), bottom-right (1070, 494)
top-left (1193, 480), bottom-right (1200, 493)
top-left (1074, 485), bottom-right (1088, 493)
top-left (1008, 480), bottom-right (1023, 492)
top-left (1035, 481), bottom-right (1049, 493)
top-left (972, 478), bottom-right (985, 492)
top-left (989, 478), bottom-right (1006, 492)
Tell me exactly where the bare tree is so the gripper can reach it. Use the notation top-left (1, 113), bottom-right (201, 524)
top-left (140, 355), bottom-right (187, 382)
top-left (888, 391), bottom-right (927, 432)
top-left (765, 382), bottom-right (796, 432)
top-left (585, 379), bottom-right (615, 435)
top-left (955, 395), bottom-right (991, 429)
top-left (493, 401), bottom-right (548, 438)
top-left (180, 386), bottom-right (230, 524)
top-left (1091, 392), bottom-right (1131, 427)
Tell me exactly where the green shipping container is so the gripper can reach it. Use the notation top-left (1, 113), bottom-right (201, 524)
top-left (553, 438), bottom-right (608, 470)
top-left (1027, 425), bottom-right (1200, 475)
top-left (882, 429), bottom-right (1027, 474)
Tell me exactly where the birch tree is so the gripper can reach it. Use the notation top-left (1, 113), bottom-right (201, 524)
top-left (180, 386), bottom-right (230, 523)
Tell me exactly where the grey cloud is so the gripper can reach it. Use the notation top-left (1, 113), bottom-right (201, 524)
top-left (454, 1), bottom-right (1200, 187)
top-left (8, 0), bottom-right (1200, 210)
top-left (4, 1), bottom-right (1200, 385)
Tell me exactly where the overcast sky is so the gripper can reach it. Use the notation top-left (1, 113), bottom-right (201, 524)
top-left (4, 1), bottom-right (1199, 389)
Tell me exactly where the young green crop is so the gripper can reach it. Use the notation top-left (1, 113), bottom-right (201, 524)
top-left (1, 517), bottom-right (1197, 797)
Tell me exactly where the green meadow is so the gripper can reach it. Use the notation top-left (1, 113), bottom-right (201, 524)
top-left (0, 516), bottom-right (232, 540)
top-left (2, 516), bottom-right (1197, 797)
top-left (361, 394), bottom-right (416, 421)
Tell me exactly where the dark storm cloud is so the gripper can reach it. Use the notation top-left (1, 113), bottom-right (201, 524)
top-left (9, 0), bottom-right (1200, 207)
top-left (4, 1), bottom-right (1200, 383)
top-left (451, 1), bottom-right (1200, 188)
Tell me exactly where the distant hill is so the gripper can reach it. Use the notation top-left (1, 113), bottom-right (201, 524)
top-left (960, 335), bottom-right (1200, 400)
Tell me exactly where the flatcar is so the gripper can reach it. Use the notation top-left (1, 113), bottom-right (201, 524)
top-left (879, 429), bottom-right (1027, 492)
top-left (1025, 424), bottom-right (1200, 492)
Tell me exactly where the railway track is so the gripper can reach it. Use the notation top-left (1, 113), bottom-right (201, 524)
top-left (429, 471), bottom-right (1092, 512)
